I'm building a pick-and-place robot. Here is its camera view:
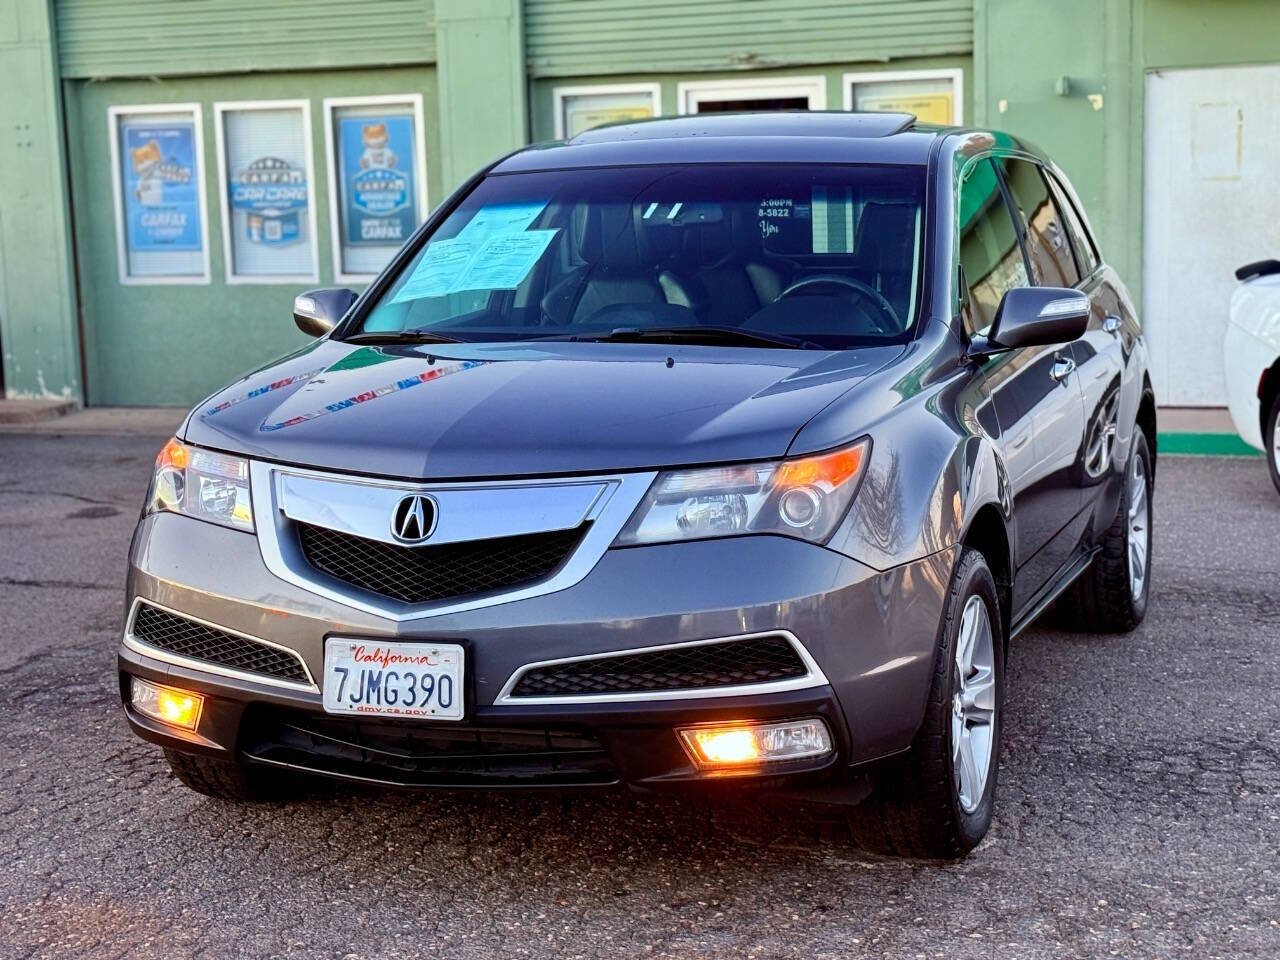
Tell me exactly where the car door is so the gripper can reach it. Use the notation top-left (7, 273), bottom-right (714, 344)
top-left (1043, 170), bottom-right (1130, 525)
top-left (958, 157), bottom-right (1086, 615)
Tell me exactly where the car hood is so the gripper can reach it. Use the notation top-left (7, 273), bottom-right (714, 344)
top-left (183, 339), bottom-right (904, 479)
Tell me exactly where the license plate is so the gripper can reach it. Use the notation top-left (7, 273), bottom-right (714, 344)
top-left (322, 639), bottom-right (464, 721)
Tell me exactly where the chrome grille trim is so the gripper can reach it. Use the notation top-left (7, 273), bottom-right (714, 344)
top-left (122, 597), bottom-right (317, 692)
top-left (251, 462), bottom-right (657, 622)
top-left (494, 630), bottom-right (829, 705)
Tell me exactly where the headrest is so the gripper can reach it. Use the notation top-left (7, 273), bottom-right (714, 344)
top-left (855, 203), bottom-right (917, 272)
top-left (578, 204), bottom-right (643, 269)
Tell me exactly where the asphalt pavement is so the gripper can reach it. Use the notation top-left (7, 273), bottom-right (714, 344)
top-left (1, 427), bottom-right (1277, 959)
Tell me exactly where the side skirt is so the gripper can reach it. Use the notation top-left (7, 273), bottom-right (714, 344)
top-left (1009, 546), bottom-right (1100, 639)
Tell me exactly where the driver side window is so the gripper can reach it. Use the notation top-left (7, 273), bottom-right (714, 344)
top-left (958, 158), bottom-right (1028, 338)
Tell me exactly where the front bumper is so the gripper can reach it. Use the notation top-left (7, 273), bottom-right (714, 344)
top-left (120, 510), bottom-right (954, 791)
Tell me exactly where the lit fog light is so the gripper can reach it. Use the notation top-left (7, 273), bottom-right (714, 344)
top-left (678, 718), bottom-right (833, 770)
top-left (131, 677), bottom-right (204, 731)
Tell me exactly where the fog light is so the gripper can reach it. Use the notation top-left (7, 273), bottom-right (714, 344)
top-left (678, 718), bottom-right (833, 770)
top-left (131, 677), bottom-right (203, 731)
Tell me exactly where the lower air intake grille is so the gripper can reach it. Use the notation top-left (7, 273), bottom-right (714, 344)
top-left (509, 634), bottom-right (810, 698)
top-left (242, 709), bottom-right (617, 787)
top-left (296, 522), bottom-right (588, 605)
top-left (130, 603), bottom-right (309, 684)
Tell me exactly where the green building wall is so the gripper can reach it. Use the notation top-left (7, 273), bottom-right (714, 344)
top-left (0, 0), bottom-right (81, 401)
top-left (65, 67), bottom-right (443, 406)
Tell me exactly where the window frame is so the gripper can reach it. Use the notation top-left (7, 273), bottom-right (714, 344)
top-left (552, 82), bottom-right (663, 139)
top-left (213, 98), bottom-right (321, 286)
top-left (322, 93), bottom-right (429, 286)
top-left (995, 156), bottom-right (1082, 289)
top-left (955, 153), bottom-right (1033, 338)
top-left (676, 75), bottom-right (826, 114)
top-left (107, 102), bottom-right (212, 286)
top-left (841, 68), bottom-right (964, 124)
top-left (1044, 169), bottom-right (1101, 281)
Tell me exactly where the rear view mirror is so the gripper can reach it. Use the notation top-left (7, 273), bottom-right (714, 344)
top-left (293, 287), bottom-right (357, 338)
top-left (984, 286), bottom-right (1089, 352)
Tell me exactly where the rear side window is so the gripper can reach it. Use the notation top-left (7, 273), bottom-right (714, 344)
top-left (1045, 172), bottom-right (1099, 278)
top-left (999, 158), bottom-right (1079, 288)
top-left (958, 158), bottom-right (1027, 337)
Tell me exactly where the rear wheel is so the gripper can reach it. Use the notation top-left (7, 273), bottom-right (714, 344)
top-left (1064, 430), bottom-right (1153, 632)
top-left (845, 547), bottom-right (1004, 859)
top-left (164, 749), bottom-right (300, 802)
top-left (1266, 392), bottom-right (1280, 497)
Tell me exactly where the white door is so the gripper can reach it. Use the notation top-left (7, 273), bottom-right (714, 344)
top-left (1144, 65), bottom-right (1280, 406)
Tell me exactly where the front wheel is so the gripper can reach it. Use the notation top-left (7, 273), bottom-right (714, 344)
top-left (164, 749), bottom-right (302, 802)
top-left (846, 547), bottom-right (1004, 859)
top-left (1266, 392), bottom-right (1280, 497)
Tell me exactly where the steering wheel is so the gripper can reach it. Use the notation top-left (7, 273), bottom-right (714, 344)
top-left (777, 274), bottom-right (901, 335)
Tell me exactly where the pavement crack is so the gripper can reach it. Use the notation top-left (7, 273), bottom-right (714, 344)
top-left (0, 576), bottom-right (117, 592)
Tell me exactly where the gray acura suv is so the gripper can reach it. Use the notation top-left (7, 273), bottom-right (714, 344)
top-left (120, 112), bottom-right (1156, 858)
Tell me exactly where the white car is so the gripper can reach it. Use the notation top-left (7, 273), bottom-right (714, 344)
top-left (1225, 259), bottom-right (1280, 495)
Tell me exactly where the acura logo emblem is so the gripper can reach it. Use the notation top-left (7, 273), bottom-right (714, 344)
top-left (391, 494), bottom-right (436, 544)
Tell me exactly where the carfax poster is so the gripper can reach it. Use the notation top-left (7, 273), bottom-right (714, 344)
top-left (121, 121), bottom-right (202, 253)
top-left (338, 114), bottom-right (417, 247)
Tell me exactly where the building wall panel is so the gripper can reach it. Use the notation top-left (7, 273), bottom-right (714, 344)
top-left (525, 0), bottom-right (973, 77)
top-left (56, 0), bottom-right (436, 79)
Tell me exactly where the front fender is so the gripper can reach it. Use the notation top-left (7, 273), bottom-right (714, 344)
top-left (794, 324), bottom-right (1011, 572)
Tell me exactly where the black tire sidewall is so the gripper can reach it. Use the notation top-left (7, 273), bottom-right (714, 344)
top-left (1124, 432), bottom-right (1154, 621)
top-left (1267, 395), bottom-right (1280, 497)
top-left (942, 551), bottom-right (1005, 849)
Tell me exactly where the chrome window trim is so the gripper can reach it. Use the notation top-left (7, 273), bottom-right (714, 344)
top-left (494, 630), bottom-right (829, 705)
top-left (122, 596), bottom-right (318, 693)
top-left (250, 461), bottom-right (658, 622)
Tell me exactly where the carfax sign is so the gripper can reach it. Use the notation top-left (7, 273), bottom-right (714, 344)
top-left (230, 156), bottom-right (309, 246)
top-left (121, 121), bottom-right (202, 253)
top-left (338, 114), bottom-right (417, 247)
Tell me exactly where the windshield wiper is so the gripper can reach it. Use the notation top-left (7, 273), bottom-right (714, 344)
top-left (341, 328), bottom-right (466, 345)
top-left (568, 326), bottom-right (820, 349)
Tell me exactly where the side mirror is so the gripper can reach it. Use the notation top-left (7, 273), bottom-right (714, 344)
top-left (293, 287), bottom-right (357, 338)
top-left (980, 286), bottom-right (1089, 353)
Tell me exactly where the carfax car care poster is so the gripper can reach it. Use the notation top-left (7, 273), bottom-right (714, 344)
top-left (120, 119), bottom-right (203, 263)
top-left (339, 114), bottom-right (417, 247)
top-left (223, 106), bottom-right (313, 278)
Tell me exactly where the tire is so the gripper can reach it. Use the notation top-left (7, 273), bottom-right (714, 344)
top-left (1063, 430), bottom-right (1153, 632)
top-left (163, 749), bottom-right (298, 802)
top-left (845, 547), bottom-right (1005, 859)
top-left (1266, 393), bottom-right (1280, 498)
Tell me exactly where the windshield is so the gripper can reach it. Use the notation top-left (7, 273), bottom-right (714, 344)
top-left (353, 163), bottom-right (926, 348)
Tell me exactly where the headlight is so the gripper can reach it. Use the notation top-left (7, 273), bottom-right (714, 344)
top-left (146, 437), bottom-right (254, 532)
top-left (615, 438), bottom-right (869, 547)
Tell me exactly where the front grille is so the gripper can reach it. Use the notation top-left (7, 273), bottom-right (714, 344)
top-left (130, 603), bottom-right (309, 684)
top-left (509, 634), bottom-right (810, 698)
top-left (296, 522), bottom-right (588, 606)
top-left (242, 708), bottom-right (616, 787)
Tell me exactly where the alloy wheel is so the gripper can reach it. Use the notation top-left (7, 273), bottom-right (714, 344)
top-left (1128, 453), bottom-right (1150, 600)
top-left (951, 595), bottom-right (996, 814)
top-left (1084, 390), bottom-right (1120, 478)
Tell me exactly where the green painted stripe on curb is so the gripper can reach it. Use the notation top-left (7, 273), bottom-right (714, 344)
top-left (1157, 432), bottom-right (1260, 457)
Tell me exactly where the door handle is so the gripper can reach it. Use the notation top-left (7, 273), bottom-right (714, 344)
top-left (1050, 354), bottom-right (1076, 382)
top-left (1102, 314), bottom-right (1122, 334)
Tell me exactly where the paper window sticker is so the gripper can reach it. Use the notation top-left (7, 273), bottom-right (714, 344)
top-left (455, 200), bottom-right (551, 241)
top-left (390, 237), bottom-right (481, 303)
top-left (453, 229), bottom-right (559, 291)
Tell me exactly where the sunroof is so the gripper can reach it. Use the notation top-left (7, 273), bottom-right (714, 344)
top-left (569, 111), bottom-right (917, 145)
